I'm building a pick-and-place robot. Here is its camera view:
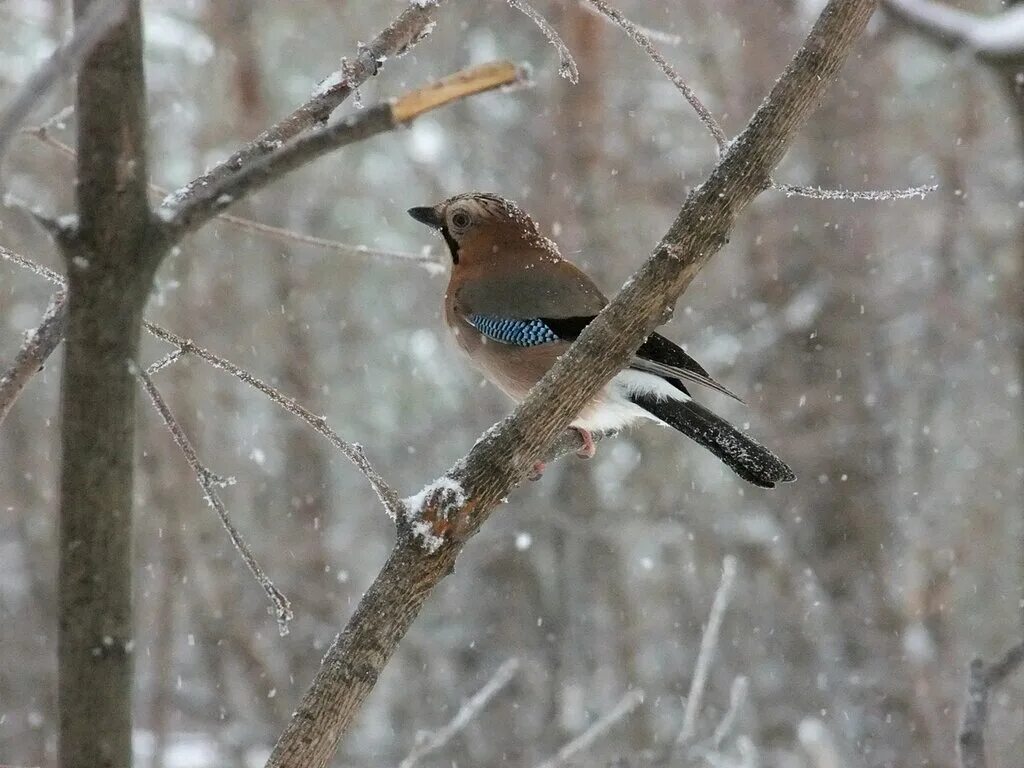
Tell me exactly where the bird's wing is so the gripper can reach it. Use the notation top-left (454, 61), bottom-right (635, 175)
top-left (455, 258), bottom-right (608, 319)
top-left (541, 317), bottom-right (744, 402)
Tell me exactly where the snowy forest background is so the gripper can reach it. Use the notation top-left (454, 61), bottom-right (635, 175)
top-left (1, 0), bottom-right (1022, 767)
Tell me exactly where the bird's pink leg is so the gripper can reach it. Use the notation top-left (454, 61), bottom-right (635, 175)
top-left (528, 461), bottom-right (546, 481)
top-left (574, 427), bottom-right (596, 459)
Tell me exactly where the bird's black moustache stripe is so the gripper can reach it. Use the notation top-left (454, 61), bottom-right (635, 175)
top-left (441, 226), bottom-right (460, 264)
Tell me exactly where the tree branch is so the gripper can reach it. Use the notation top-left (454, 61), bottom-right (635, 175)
top-left (882, 0), bottom-right (1024, 64)
top-left (0, 0), bottom-right (128, 169)
top-left (958, 641), bottom-right (1024, 768)
top-left (161, 1), bottom-right (444, 209)
top-left (0, 290), bottom-right (68, 423)
top-left (159, 61), bottom-right (526, 240)
top-left (266, 2), bottom-right (881, 767)
top-left (135, 365), bottom-right (293, 634)
top-left (399, 658), bottom-right (520, 768)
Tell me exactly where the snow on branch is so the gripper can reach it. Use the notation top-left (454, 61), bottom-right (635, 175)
top-left (399, 658), bottom-right (520, 768)
top-left (882, 0), bottom-right (1024, 63)
top-left (0, 289), bottom-right (67, 424)
top-left (0, 0), bottom-right (128, 169)
top-left (507, 0), bottom-right (579, 83)
top-left (584, 0), bottom-right (727, 152)
top-left (135, 365), bottom-right (293, 635)
top-left (160, 61), bottom-right (527, 240)
top-left (163, 1), bottom-right (442, 209)
top-left (775, 181), bottom-right (937, 201)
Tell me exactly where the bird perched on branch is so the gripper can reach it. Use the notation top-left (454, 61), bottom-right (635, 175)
top-left (408, 192), bottom-right (795, 488)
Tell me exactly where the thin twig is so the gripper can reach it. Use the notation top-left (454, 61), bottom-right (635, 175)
top-left (0, 243), bottom-right (64, 285)
top-left (160, 61), bottom-right (526, 240)
top-left (584, 0), bottom-right (727, 152)
top-left (775, 181), bottom-right (937, 200)
top-left (135, 365), bottom-right (293, 635)
top-left (533, 689), bottom-right (645, 768)
top-left (710, 675), bottom-right (749, 751)
top-left (20, 129), bottom-right (446, 272)
top-left (0, 0), bottom-right (128, 168)
top-left (507, 0), bottom-right (579, 83)
top-left (162, 1), bottom-right (443, 209)
top-left (0, 290), bottom-right (68, 424)
top-left (958, 641), bottom-right (1024, 768)
top-left (399, 658), bottom-right (520, 768)
top-left (677, 555), bottom-right (739, 748)
top-left (140, 323), bottom-right (407, 520)
top-left (579, 0), bottom-right (682, 45)
top-left (214, 213), bottom-right (445, 273)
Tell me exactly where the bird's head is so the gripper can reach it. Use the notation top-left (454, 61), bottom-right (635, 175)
top-left (408, 192), bottom-right (555, 266)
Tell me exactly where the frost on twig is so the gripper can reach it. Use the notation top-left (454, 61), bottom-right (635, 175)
top-left (676, 555), bottom-right (739, 749)
top-left (399, 658), bottom-right (520, 768)
top-left (135, 365), bottom-right (293, 635)
top-left (584, 0), bottom-right (727, 152)
top-left (579, 0), bottom-right (681, 45)
top-left (775, 181), bottom-right (937, 201)
top-left (0, 289), bottom-right (68, 425)
top-left (534, 689), bottom-right (645, 768)
top-left (141, 323), bottom-right (406, 520)
top-left (507, 0), bottom-right (579, 83)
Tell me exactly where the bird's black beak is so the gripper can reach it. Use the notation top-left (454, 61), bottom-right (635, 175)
top-left (408, 205), bottom-right (443, 230)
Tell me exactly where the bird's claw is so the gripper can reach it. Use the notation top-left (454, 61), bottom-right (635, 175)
top-left (574, 428), bottom-right (596, 460)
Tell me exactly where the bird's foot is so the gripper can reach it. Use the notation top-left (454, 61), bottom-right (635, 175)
top-left (574, 427), bottom-right (596, 460)
top-left (528, 461), bottom-right (546, 481)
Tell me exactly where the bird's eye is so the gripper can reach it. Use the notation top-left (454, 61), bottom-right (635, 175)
top-left (451, 211), bottom-right (471, 230)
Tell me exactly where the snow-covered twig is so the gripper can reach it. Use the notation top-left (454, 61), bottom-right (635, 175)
top-left (141, 323), bottom-right (406, 520)
top-left (161, 61), bottom-right (525, 239)
top-left (534, 689), bottom-right (645, 768)
top-left (579, 0), bottom-right (681, 45)
top-left (958, 641), bottom-right (1024, 768)
top-left (584, 0), bottom-right (727, 152)
top-left (882, 0), bottom-right (1024, 63)
top-left (21, 129), bottom-right (446, 273)
top-left (135, 365), bottom-right (293, 635)
top-left (710, 675), bottom-right (749, 751)
top-left (775, 181), bottom-right (937, 201)
top-left (507, 0), bottom-right (579, 83)
top-left (399, 658), bottom-right (520, 768)
top-left (677, 555), bottom-right (739, 748)
top-left (0, 0), bottom-right (128, 168)
top-left (0, 290), bottom-right (67, 424)
top-left (163, 1), bottom-right (442, 209)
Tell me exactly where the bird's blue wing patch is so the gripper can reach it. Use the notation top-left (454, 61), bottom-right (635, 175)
top-left (467, 314), bottom-right (561, 346)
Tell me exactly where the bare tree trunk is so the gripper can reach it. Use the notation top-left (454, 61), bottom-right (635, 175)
top-left (58, 3), bottom-right (156, 767)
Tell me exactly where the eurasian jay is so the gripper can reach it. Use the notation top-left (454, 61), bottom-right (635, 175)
top-left (408, 192), bottom-right (795, 488)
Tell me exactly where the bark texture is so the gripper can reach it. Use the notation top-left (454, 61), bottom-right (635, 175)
top-left (58, 3), bottom-right (155, 768)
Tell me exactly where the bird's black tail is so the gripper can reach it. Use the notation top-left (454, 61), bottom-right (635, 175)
top-left (630, 393), bottom-right (795, 489)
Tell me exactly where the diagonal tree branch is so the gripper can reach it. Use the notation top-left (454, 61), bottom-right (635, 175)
top-left (161, 0), bottom-right (444, 209)
top-left (266, 2), bottom-right (881, 767)
top-left (0, 0), bottom-right (128, 169)
top-left (882, 0), bottom-right (1024, 64)
top-left (0, 290), bottom-right (68, 422)
top-left (159, 61), bottom-right (526, 240)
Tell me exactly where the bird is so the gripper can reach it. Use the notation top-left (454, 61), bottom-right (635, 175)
top-left (408, 192), bottom-right (795, 488)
